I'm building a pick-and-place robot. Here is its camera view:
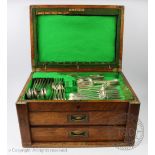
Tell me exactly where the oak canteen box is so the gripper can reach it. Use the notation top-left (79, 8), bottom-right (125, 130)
top-left (16, 5), bottom-right (140, 148)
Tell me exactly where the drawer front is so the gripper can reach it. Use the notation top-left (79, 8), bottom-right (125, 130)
top-left (29, 112), bottom-right (127, 126)
top-left (31, 126), bottom-right (125, 142)
top-left (28, 102), bottom-right (129, 112)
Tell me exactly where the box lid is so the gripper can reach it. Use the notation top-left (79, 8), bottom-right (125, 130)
top-left (30, 5), bottom-right (124, 71)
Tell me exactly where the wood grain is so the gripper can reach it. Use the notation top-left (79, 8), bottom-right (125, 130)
top-left (30, 141), bottom-right (133, 148)
top-left (28, 101), bottom-right (129, 112)
top-left (16, 103), bottom-right (32, 147)
top-left (31, 126), bottom-right (125, 142)
top-left (124, 103), bottom-right (140, 145)
top-left (29, 111), bottom-right (127, 126)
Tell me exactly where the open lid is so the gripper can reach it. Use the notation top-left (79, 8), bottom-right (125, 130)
top-left (30, 5), bottom-right (124, 71)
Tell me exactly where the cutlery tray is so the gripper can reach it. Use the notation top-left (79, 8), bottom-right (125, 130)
top-left (23, 72), bottom-right (134, 101)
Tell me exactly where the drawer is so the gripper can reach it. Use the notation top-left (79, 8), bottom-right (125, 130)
top-left (28, 101), bottom-right (129, 112)
top-left (31, 126), bottom-right (125, 142)
top-left (29, 111), bottom-right (127, 126)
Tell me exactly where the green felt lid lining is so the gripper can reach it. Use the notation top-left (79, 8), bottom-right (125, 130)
top-left (31, 7), bottom-right (122, 68)
top-left (37, 15), bottom-right (116, 63)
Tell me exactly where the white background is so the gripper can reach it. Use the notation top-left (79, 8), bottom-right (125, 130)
top-left (7, 0), bottom-right (147, 155)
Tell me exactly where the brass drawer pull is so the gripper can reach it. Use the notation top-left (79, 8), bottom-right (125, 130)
top-left (69, 130), bottom-right (89, 138)
top-left (68, 114), bottom-right (89, 123)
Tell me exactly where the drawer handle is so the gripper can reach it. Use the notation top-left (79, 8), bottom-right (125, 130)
top-left (69, 130), bottom-right (88, 138)
top-left (68, 114), bottom-right (89, 123)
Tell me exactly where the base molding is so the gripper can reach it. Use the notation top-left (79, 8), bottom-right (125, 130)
top-left (23, 141), bottom-right (134, 148)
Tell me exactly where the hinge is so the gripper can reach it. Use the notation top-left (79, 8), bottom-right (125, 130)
top-left (32, 68), bottom-right (41, 72)
top-left (119, 60), bottom-right (122, 70)
top-left (112, 68), bottom-right (121, 72)
top-left (77, 64), bottom-right (80, 70)
top-left (44, 63), bottom-right (47, 71)
top-left (32, 66), bottom-right (35, 72)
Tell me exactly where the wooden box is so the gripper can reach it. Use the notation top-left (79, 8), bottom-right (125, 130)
top-left (16, 5), bottom-right (140, 148)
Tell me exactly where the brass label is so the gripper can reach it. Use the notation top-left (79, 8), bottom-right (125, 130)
top-left (36, 11), bottom-right (69, 15)
top-left (69, 8), bottom-right (85, 12)
top-left (36, 8), bottom-right (85, 15)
